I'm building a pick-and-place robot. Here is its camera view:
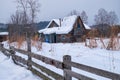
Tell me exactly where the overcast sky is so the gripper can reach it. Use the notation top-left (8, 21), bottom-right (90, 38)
top-left (0, 0), bottom-right (120, 25)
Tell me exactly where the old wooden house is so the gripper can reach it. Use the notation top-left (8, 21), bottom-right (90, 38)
top-left (38, 15), bottom-right (91, 43)
top-left (0, 32), bottom-right (8, 42)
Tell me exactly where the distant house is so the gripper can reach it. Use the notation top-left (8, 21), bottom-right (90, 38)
top-left (0, 32), bottom-right (8, 42)
top-left (38, 15), bottom-right (91, 43)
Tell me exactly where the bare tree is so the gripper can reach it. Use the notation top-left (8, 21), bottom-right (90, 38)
top-left (16, 0), bottom-right (40, 23)
top-left (94, 8), bottom-right (119, 26)
top-left (16, 0), bottom-right (29, 24)
top-left (9, 0), bottom-right (40, 42)
top-left (27, 0), bottom-right (40, 24)
top-left (27, 0), bottom-right (40, 33)
top-left (10, 11), bottom-right (23, 25)
top-left (68, 10), bottom-right (80, 16)
top-left (80, 11), bottom-right (88, 24)
top-left (94, 8), bottom-right (108, 25)
top-left (8, 11), bottom-right (25, 42)
top-left (13, 0), bottom-right (41, 32)
top-left (68, 10), bottom-right (88, 24)
top-left (108, 11), bottom-right (119, 25)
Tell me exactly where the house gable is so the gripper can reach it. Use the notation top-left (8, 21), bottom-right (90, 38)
top-left (73, 16), bottom-right (86, 35)
top-left (75, 16), bottom-right (85, 29)
top-left (66, 16), bottom-right (89, 42)
top-left (67, 16), bottom-right (86, 35)
top-left (48, 21), bottom-right (59, 28)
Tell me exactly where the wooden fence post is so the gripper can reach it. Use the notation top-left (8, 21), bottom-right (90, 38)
top-left (0, 43), bottom-right (3, 50)
top-left (0, 43), bottom-right (10, 57)
top-left (26, 32), bottom-right (32, 70)
top-left (10, 46), bottom-right (16, 63)
top-left (63, 55), bottom-right (72, 80)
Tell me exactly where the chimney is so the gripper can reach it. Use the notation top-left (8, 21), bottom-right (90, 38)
top-left (59, 18), bottom-right (61, 27)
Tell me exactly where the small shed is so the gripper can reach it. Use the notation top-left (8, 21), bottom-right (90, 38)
top-left (0, 32), bottom-right (8, 42)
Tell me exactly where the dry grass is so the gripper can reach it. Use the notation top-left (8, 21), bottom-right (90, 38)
top-left (32, 34), bottom-right (39, 46)
top-left (8, 35), bottom-right (25, 49)
top-left (86, 29), bottom-right (99, 48)
top-left (8, 34), bottom-right (42, 50)
top-left (107, 26), bottom-right (120, 50)
top-left (16, 36), bottom-right (25, 49)
top-left (85, 26), bottom-right (120, 50)
top-left (100, 37), bottom-right (106, 49)
top-left (32, 34), bottom-right (42, 51)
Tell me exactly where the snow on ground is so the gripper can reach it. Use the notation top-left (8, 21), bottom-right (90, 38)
top-left (32, 43), bottom-right (120, 80)
top-left (32, 43), bottom-right (120, 73)
top-left (0, 51), bottom-right (42, 80)
top-left (1, 40), bottom-right (120, 80)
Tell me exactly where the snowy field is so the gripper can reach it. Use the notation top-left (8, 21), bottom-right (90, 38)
top-left (33, 43), bottom-right (120, 80)
top-left (0, 51), bottom-right (42, 80)
top-left (31, 42), bottom-right (120, 73)
top-left (1, 41), bottom-right (120, 80)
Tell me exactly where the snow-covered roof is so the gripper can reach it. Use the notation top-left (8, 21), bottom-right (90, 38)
top-left (38, 15), bottom-right (91, 34)
top-left (0, 32), bottom-right (8, 36)
top-left (83, 23), bottom-right (91, 30)
top-left (38, 28), bottom-right (47, 33)
top-left (43, 27), bottom-right (58, 34)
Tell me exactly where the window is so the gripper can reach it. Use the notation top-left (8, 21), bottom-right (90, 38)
top-left (61, 35), bottom-right (65, 40)
top-left (77, 23), bottom-right (81, 29)
top-left (45, 34), bottom-right (50, 42)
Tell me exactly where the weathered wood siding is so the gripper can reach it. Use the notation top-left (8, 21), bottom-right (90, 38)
top-left (0, 35), bottom-right (8, 42)
top-left (73, 17), bottom-right (86, 42)
top-left (56, 34), bottom-right (73, 43)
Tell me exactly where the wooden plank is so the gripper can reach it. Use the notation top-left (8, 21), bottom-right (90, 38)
top-left (1, 48), bottom-right (11, 57)
top-left (66, 62), bottom-right (120, 80)
top-left (64, 69), bottom-right (95, 80)
top-left (13, 48), bottom-right (63, 69)
top-left (14, 48), bottom-right (63, 68)
top-left (14, 48), bottom-right (29, 55)
top-left (30, 53), bottom-right (63, 69)
top-left (3, 48), bottom-right (11, 52)
top-left (30, 61), bottom-right (64, 80)
top-left (13, 55), bottom-right (28, 65)
top-left (31, 68), bottom-right (52, 80)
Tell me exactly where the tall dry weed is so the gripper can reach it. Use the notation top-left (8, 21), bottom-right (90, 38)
top-left (16, 36), bottom-right (25, 49)
top-left (107, 26), bottom-right (120, 50)
top-left (87, 29), bottom-right (98, 48)
top-left (32, 34), bottom-right (42, 51)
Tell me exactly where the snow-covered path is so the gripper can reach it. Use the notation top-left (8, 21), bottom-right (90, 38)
top-left (0, 51), bottom-right (42, 80)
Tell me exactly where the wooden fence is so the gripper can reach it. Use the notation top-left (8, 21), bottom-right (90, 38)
top-left (0, 43), bottom-right (120, 80)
